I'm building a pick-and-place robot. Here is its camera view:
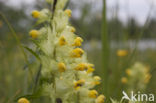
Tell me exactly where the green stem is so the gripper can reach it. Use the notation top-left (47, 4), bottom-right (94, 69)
top-left (0, 12), bottom-right (34, 92)
top-left (101, 0), bottom-right (109, 97)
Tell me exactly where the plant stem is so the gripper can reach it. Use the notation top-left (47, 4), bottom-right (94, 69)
top-left (101, 0), bottom-right (109, 97)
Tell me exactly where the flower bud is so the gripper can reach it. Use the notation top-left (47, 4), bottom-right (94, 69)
top-left (71, 48), bottom-right (84, 58)
top-left (58, 62), bottom-right (66, 72)
top-left (88, 90), bottom-right (98, 98)
top-left (59, 36), bottom-right (67, 46)
top-left (32, 10), bottom-right (40, 18)
top-left (29, 30), bottom-right (39, 39)
top-left (64, 9), bottom-right (72, 17)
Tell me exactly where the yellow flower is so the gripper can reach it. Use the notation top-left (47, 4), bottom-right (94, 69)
top-left (64, 9), bottom-right (72, 17)
top-left (121, 77), bottom-right (128, 84)
top-left (144, 74), bottom-right (151, 83)
top-left (117, 50), bottom-right (128, 57)
top-left (87, 67), bottom-right (95, 73)
top-left (71, 27), bottom-right (76, 33)
top-left (71, 48), bottom-right (84, 58)
top-left (93, 76), bottom-right (101, 85)
top-left (86, 63), bottom-right (95, 73)
top-left (75, 63), bottom-right (87, 71)
top-left (59, 36), bottom-right (67, 46)
top-left (74, 79), bottom-right (85, 90)
top-left (88, 90), bottom-right (98, 98)
top-left (18, 98), bottom-right (30, 103)
top-left (96, 95), bottom-right (105, 103)
top-left (58, 62), bottom-right (66, 72)
top-left (125, 69), bottom-right (132, 76)
top-left (29, 30), bottom-right (39, 39)
top-left (32, 10), bottom-right (40, 18)
top-left (72, 37), bottom-right (83, 46)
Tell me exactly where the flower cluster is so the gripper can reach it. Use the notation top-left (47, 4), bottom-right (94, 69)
top-left (121, 62), bottom-right (152, 92)
top-left (27, 0), bottom-right (105, 103)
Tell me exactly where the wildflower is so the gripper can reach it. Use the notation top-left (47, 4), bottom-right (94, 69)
top-left (71, 48), bottom-right (84, 58)
top-left (125, 69), bottom-right (132, 76)
top-left (88, 90), bottom-right (98, 98)
top-left (32, 10), bottom-right (40, 18)
top-left (64, 9), bottom-right (72, 17)
top-left (75, 63), bottom-right (87, 71)
top-left (59, 36), bottom-right (67, 46)
top-left (121, 77), bottom-right (128, 84)
top-left (18, 98), bottom-right (30, 103)
top-left (72, 37), bottom-right (83, 46)
top-left (29, 30), bottom-right (39, 39)
top-left (58, 62), bottom-right (66, 72)
top-left (117, 50), bottom-right (128, 57)
top-left (74, 79), bottom-right (85, 90)
top-left (93, 76), bottom-right (101, 85)
top-left (96, 95), bottom-right (105, 103)
top-left (71, 27), bottom-right (76, 33)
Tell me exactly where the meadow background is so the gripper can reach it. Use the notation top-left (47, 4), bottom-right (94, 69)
top-left (0, 0), bottom-right (156, 102)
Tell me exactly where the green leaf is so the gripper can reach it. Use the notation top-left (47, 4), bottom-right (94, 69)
top-left (14, 88), bottom-right (43, 101)
top-left (23, 45), bottom-right (41, 62)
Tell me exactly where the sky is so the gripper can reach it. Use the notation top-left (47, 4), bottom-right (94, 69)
top-left (2, 0), bottom-right (156, 25)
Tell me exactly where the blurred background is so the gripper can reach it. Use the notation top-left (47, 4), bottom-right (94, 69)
top-left (0, 0), bottom-right (156, 102)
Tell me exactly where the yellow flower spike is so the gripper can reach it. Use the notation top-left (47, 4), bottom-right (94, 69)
top-left (59, 36), bottom-right (67, 46)
top-left (29, 30), bottom-right (40, 39)
top-left (125, 69), bottom-right (132, 76)
top-left (74, 79), bottom-right (85, 90)
top-left (71, 27), bottom-right (76, 33)
top-left (18, 98), bottom-right (30, 103)
top-left (72, 37), bottom-right (83, 46)
top-left (144, 74), bottom-right (152, 83)
top-left (64, 9), bottom-right (72, 17)
top-left (96, 95), bottom-right (105, 103)
top-left (31, 10), bottom-right (40, 18)
top-left (58, 62), bottom-right (66, 72)
top-left (121, 77), bottom-right (128, 84)
top-left (88, 90), bottom-right (98, 98)
top-left (117, 50), bottom-right (128, 57)
top-left (75, 63), bottom-right (87, 71)
top-left (71, 48), bottom-right (84, 58)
